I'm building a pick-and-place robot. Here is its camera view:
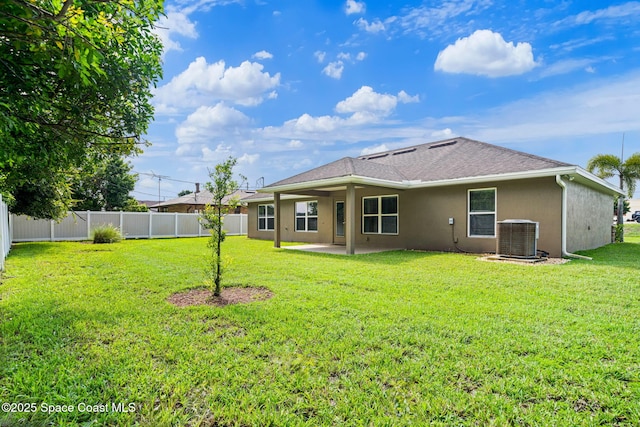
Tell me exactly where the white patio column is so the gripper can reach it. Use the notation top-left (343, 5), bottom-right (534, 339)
top-left (346, 184), bottom-right (356, 255)
top-left (274, 192), bottom-right (281, 248)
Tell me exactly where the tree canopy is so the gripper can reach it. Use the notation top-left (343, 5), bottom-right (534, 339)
top-left (587, 152), bottom-right (640, 227)
top-left (72, 154), bottom-right (146, 212)
top-left (0, 0), bottom-right (163, 218)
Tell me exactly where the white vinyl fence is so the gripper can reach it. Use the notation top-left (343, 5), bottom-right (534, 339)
top-left (0, 195), bottom-right (11, 270)
top-left (11, 211), bottom-right (247, 242)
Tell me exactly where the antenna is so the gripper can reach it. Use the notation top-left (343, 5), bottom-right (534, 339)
top-left (256, 177), bottom-right (264, 189)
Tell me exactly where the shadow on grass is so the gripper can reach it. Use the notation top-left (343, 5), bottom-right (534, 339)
top-left (282, 248), bottom-right (450, 265)
top-left (6, 242), bottom-right (60, 259)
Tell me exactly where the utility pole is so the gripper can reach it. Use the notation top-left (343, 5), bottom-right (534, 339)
top-left (150, 171), bottom-right (170, 207)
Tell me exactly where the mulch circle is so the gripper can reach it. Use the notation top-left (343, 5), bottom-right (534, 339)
top-left (167, 286), bottom-right (273, 307)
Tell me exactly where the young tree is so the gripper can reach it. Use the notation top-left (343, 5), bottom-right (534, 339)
top-left (0, 0), bottom-right (163, 219)
top-left (587, 152), bottom-right (640, 240)
top-left (200, 158), bottom-right (245, 297)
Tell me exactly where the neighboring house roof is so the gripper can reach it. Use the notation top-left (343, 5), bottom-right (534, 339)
top-left (153, 189), bottom-right (255, 208)
top-left (251, 137), bottom-right (622, 198)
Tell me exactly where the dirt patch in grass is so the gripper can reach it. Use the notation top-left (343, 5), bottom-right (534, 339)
top-left (168, 286), bottom-right (273, 307)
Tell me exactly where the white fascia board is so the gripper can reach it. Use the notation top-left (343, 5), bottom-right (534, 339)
top-left (258, 175), bottom-right (408, 194)
top-left (243, 194), bottom-right (315, 203)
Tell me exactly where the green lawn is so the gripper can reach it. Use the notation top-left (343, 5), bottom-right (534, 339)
top-left (1, 236), bottom-right (639, 426)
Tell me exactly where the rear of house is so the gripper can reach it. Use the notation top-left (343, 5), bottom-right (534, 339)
top-left (246, 138), bottom-right (620, 257)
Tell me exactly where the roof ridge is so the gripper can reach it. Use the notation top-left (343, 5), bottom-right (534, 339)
top-left (345, 157), bottom-right (356, 175)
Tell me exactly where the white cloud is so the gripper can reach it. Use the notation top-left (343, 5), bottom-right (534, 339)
top-left (356, 51), bottom-right (367, 61)
top-left (153, 57), bottom-right (280, 110)
top-left (456, 72), bottom-right (640, 143)
top-left (314, 51), bottom-right (327, 63)
top-left (238, 153), bottom-right (260, 164)
top-left (345, 0), bottom-right (366, 15)
top-left (176, 103), bottom-right (250, 144)
top-left (323, 61), bottom-right (345, 79)
top-left (397, 90), bottom-right (419, 103)
top-left (252, 50), bottom-right (274, 60)
top-left (539, 58), bottom-right (597, 78)
top-left (356, 18), bottom-right (385, 33)
top-left (288, 140), bottom-right (303, 148)
top-left (360, 144), bottom-right (389, 155)
top-left (285, 113), bottom-right (342, 133)
top-left (561, 2), bottom-right (640, 26)
top-left (338, 52), bottom-right (351, 61)
top-left (336, 86), bottom-right (419, 117)
top-left (434, 30), bottom-right (538, 77)
top-left (431, 128), bottom-right (453, 138)
top-left (397, 0), bottom-right (493, 38)
top-left (153, 10), bottom-right (198, 55)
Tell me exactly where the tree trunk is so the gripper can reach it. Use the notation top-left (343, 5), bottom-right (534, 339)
top-left (617, 175), bottom-right (624, 242)
top-left (215, 203), bottom-right (222, 296)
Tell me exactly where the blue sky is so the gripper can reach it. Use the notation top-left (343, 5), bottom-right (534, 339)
top-left (133, 0), bottom-right (640, 202)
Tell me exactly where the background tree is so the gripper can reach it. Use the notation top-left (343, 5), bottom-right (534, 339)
top-left (199, 158), bottom-right (244, 297)
top-left (72, 154), bottom-right (145, 211)
top-left (587, 152), bottom-right (640, 240)
top-left (0, 0), bottom-right (163, 219)
top-left (178, 190), bottom-right (193, 197)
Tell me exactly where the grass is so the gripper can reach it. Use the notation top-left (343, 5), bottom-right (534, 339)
top-left (1, 237), bottom-right (639, 426)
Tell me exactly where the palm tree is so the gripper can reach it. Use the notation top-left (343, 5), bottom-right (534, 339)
top-left (586, 152), bottom-right (640, 229)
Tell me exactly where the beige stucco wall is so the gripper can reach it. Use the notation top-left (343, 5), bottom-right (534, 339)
top-left (247, 197), bottom-right (334, 243)
top-left (248, 177), bottom-right (614, 257)
top-left (565, 180), bottom-right (614, 252)
top-left (400, 177), bottom-right (563, 256)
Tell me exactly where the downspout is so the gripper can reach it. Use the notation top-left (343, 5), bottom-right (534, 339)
top-left (555, 175), bottom-right (592, 260)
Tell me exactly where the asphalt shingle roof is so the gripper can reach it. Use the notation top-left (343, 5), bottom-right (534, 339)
top-left (153, 189), bottom-right (255, 207)
top-left (264, 137), bottom-right (572, 189)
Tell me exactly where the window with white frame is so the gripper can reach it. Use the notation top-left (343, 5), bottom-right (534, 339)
top-left (257, 204), bottom-right (274, 231)
top-left (295, 201), bottom-right (318, 232)
top-left (362, 195), bottom-right (398, 234)
top-left (468, 188), bottom-right (496, 237)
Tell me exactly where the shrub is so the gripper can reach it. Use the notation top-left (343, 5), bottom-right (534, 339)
top-left (92, 224), bottom-right (122, 244)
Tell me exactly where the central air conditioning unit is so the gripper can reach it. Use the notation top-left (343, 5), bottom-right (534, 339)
top-left (496, 220), bottom-right (539, 258)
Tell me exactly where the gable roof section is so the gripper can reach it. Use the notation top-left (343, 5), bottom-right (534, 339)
top-left (258, 137), bottom-right (622, 196)
top-left (267, 157), bottom-right (408, 188)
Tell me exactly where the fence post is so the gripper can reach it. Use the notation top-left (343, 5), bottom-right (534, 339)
top-left (174, 213), bottom-right (178, 237)
top-left (120, 211), bottom-right (124, 237)
top-left (148, 210), bottom-right (153, 238)
top-left (0, 195), bottom-right (6, 271)
top-left (87, 211), bottom-right (91, 240)
top-left (50, 219), bottom-right (55, 241)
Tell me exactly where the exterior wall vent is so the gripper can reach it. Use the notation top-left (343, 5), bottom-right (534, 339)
top-left (496, 220), bottom-right (539, 258)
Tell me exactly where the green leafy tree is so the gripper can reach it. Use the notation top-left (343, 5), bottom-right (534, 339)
top-left (72, 154), bottom-right (139, 211)
top-left (199, 158), bottom-right (244, 297)
top-left (0, 0), bottom-right (163, 219)
top-left (587, 152), bottom-right (640, 241)
top-left (178, 190), bottom-right (193, 197)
